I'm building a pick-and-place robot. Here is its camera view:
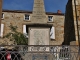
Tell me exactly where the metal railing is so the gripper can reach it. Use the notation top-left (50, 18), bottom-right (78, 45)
top-left (0, 45), bottom-right (79, 60)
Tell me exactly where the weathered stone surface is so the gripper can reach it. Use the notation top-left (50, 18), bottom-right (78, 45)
top-left (63, 0), bottom-right (76, 45)
top-left (22, 53), bottom-right (56, 60)
top-left (70, 41), bottom-right (79, 60)
top-left (31, 0), bottom-right (47, 23)
top-left (0, 12), bottom-right (64, 45)
top-left (72, 0), bottom-right (80, 45)
top-left (29, 28), bottom-right (49, 45)
top-left (0, 0), bottom-right (65, 45)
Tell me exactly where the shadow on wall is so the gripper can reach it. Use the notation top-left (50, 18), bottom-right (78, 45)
top-left (63, 0), bottom-right (76, 45)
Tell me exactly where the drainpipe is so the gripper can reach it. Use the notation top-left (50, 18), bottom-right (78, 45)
top-left (74, 0), bottom-right (80, 54)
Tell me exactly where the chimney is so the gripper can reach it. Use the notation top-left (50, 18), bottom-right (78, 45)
top-left (57, 10), bottom-right (62, 14)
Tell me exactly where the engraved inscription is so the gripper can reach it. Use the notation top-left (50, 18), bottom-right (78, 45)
top-left (31, 0), bottom-right (47, 22)
top-left (34, 3), bottom-right (43, 4)
top-left (29, 28), bottom-right (49, 45)
top-left (32, 16), bottom-right (46, 19)
top-left (29, 28), bottom-right (49, 51)
top-left (33, 30), bottom-right (45, 45)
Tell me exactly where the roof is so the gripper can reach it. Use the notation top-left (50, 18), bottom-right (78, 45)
top-left (2, 9), bottom-right (64, 16)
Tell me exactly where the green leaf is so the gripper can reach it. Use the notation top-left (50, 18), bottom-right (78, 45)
top-left (3, 25), bottom-right (28, 45)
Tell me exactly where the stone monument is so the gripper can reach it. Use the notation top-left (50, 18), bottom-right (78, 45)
top-left (29, 28), bottom-right (49, 45)
top-left (31, 0), bottom-right (48, 23)
top-left (29, 0), bottom-right (50, 50)
top-left (29, 28), bottom-right (49, 51)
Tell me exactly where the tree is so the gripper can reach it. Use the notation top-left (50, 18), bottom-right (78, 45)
top-left (4, 24), bottom-right (28, 45)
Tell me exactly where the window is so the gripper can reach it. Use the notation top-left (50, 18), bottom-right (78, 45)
top-left (50, 27), bottom-right (55, 39)
top-left (23, 25), bottom-right (28, 38)
top-left (0, 24), bottom-right (4, 37)
top-left (48, 16), bottom-right (53, 22)
top-left (1, 13), bottom-right (4, 19)
top-left (24, 14), bottom-right (30, 20)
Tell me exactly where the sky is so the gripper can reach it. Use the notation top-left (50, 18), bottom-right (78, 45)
top-left (2, 0), bottom-right (68, 13)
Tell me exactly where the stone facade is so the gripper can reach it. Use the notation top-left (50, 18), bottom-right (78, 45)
top-left (63, 0), bottom-right (76, 45)
top-left (0, 10), bottom-right (64, 45)
top-left (0, 0), bottom-right (65, 45)
top-left (72, 0), bottom-right (80, 45)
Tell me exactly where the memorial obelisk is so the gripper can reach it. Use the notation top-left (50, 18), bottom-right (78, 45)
top-left (31, 0), bottom-right (47, 23)
top-left (29, 0), bottom-right (49, 48)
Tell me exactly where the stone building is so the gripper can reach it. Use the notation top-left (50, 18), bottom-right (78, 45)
top-left (0, 0), bottom-right (65, 45)
top-left (61, 0), bottom-right (80, 45)
top-left (0, 10), bottom-right (64, 45)
top-left (72, 0), bottom-right (80, 45)
top-left (1, 0), bottom-right (80, 45)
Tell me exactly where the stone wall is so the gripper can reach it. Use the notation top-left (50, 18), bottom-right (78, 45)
top-left (72, 0), bottom-right (80, 45)
top-left (0, 11), bottom-right (64, 45)
top-left (50, 15), bottom-right (64, 45)
top-left (63, 0), bottom-right (76, 45)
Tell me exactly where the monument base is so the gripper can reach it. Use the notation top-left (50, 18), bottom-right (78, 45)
top-left (29, 27), bottom-right (50, 51)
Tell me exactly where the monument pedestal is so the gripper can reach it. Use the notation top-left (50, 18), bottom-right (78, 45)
top-left (29, 27), bottom-right (50, 51)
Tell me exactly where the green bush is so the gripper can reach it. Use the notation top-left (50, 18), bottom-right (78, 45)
top-left (4, 24), bottom-right (28, 45)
